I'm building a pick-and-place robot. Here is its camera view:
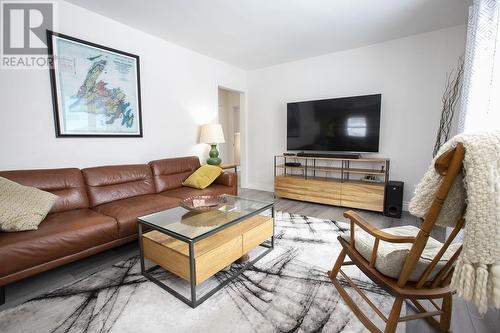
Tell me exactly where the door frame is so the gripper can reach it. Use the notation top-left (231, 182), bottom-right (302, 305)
top-left (217, 85), bottom-right (246, 188)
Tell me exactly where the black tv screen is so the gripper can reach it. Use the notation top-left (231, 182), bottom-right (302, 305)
top-left (287, 94), bottom-right (381, 152)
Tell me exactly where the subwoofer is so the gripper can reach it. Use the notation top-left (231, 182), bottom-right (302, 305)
top-left (384, 181), bottom-right (404, 218)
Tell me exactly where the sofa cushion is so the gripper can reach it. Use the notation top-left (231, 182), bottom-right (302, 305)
top-left (0, 168), bottom-right (89, 213)
top-left (149, 156), bottom-right (200, 192)
top-left (182, 165), bottom-right (222, 189)
top-left (340, 225), bottom-right (462, 281)
top-left (0, 209), bottom-right (118, 278)
top-left (0, 177), bottom-right (58, 232)
top-left (161, 187), bottom-right (212, 199)
top-left (160, 184), bottom-right (234, 200)
top-left (206, 184), bottom-right (237, 196)
top-left (93, 194), bottom-right (180, 237)
top-left (82, 164), bottom-right (155, 207)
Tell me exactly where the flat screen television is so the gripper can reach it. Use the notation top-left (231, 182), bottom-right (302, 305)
top-left (287, 94), bottom-right (381, 153)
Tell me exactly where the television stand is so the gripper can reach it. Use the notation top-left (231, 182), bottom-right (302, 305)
top-left (274, 154), bottom-right (390, 212)
top-left (296, 152), bottom-right (361, 159)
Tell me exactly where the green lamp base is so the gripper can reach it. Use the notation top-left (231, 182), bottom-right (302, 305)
top-left (206, 144), bottom-right (221, 166)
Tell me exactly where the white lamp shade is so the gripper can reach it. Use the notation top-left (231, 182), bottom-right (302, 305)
top-left (199, 123), bottom-right (225, 144)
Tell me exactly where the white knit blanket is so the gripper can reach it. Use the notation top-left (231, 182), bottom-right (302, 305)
top-left (409, 131), bottom-right (500, 314)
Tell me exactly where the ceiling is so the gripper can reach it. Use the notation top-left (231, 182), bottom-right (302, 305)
top-left (66, 0), bottom-right (469, 69)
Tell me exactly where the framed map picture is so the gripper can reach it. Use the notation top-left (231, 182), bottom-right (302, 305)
top-left (47, 31), bottom-right (143, 137)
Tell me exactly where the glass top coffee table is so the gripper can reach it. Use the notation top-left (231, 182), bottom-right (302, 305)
top-left (138, 195), bottom-right (275, 308)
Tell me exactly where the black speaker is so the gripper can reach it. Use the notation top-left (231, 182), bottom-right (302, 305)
top-left (384, 181), bottom-right (404, 218)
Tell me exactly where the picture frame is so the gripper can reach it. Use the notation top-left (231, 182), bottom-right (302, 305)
top-left (47, 31), bottom-right (143, 137)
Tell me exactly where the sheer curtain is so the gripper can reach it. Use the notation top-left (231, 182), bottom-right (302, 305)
top-left (458, 0), bottom-right (500, 132)
top-left (454, 0), bottom-right (500, 317)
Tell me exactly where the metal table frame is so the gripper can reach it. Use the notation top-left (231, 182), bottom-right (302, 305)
top-left (138, 203), bottom-right (275, 308)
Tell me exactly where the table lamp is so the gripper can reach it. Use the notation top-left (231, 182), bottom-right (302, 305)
top-left (199, 123), bottom-right (225, 165)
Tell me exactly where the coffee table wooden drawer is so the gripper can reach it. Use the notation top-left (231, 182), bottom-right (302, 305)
top-left (143, 236), bottom-right (190, 282)
top-left (143, 234), bottom-right (242, 285)
top-left (243, 217), bottom-right (273, 253)
top-left (196, 237), bottom-right (242, 284)
top-left (143, 215), bottom-right (273, 286)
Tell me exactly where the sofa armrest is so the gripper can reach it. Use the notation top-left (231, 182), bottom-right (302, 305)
top-left (214, 172), bottom-right (237, 194)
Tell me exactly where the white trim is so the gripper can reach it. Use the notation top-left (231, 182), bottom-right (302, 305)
top-left (217, 85), bottom-right (246, 188)
top-left (245, 182), bottom-right (274, 193)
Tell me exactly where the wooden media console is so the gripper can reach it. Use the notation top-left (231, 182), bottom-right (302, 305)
top-left (274, 155), bottom-right (390, 212)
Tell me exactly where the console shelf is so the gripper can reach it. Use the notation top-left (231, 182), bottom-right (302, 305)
top-left (276, 155), bottom-right (388, 163)
top-left (274, 155), bottom-right (390, 212)
top-left (275, 164), bottom-right (386, 175)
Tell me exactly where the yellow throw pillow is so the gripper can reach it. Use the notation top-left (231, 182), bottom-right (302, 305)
top-left (182, 165), bottom-right (223, 189)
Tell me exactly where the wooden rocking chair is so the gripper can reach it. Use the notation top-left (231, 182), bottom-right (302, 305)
top-left (328, 143), bottom-right (465, 333)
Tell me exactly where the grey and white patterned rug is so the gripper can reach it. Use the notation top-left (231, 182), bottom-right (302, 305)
top-left (0, 211), bottom-right (404, 333)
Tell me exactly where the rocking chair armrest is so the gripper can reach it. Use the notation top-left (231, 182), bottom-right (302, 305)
top-left (343, 210), bottom-right (416, 244)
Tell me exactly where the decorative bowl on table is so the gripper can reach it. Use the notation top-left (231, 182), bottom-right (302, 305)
top-left (180, 195), bottom-right (228, 213)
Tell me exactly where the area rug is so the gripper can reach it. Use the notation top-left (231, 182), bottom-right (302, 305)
top-left (0, 211), bottom-right (404, 333)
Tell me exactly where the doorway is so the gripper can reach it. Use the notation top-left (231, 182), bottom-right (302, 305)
top-left (218, 87), bottom-right (241, 182)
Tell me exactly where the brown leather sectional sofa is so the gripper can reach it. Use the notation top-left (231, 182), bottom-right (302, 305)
top-left (0, 156), bottom-right (237, 304)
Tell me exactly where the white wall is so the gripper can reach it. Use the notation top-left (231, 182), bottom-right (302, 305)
top-left (0, 0), bottom-right (246, 170)
top-left (246, 25), bottom-right (466, 206)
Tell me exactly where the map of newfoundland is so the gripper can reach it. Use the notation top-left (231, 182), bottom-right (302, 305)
top-left (53, 36), bottom-right (140, 135)
top-left (70, 56), bottom-right (134, 128)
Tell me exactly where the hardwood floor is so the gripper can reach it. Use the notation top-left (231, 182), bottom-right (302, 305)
top-left (0, 188), bottom-right (497, 332)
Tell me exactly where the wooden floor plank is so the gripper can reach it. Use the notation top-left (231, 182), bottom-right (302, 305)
top-left (451, 297), bottom-right (477, 333)
top-left (466, 300), bottom-right (497, 333)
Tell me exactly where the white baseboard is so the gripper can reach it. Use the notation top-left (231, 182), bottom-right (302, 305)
top-left (244, 183), bottom-right (274, 192)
